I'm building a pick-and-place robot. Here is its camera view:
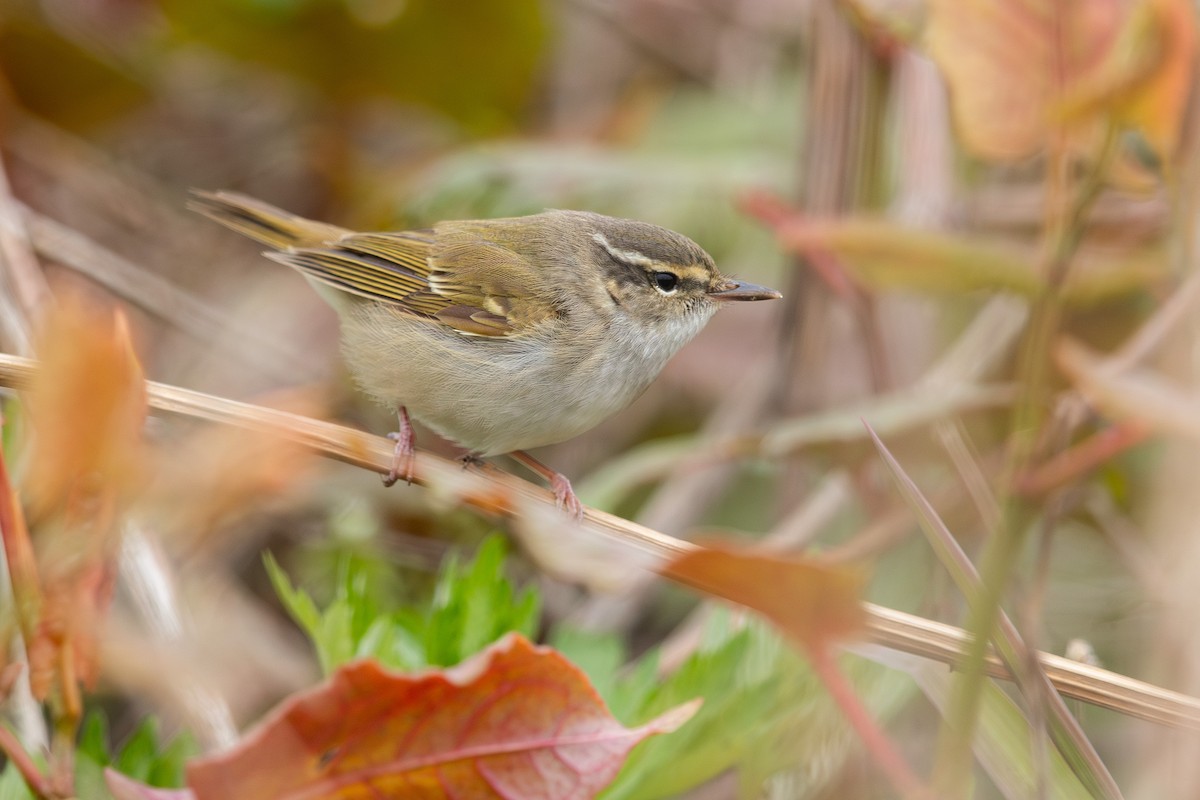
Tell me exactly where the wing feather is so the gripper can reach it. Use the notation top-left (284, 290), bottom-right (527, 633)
top-left (193, 191), bottom-right (558, 338)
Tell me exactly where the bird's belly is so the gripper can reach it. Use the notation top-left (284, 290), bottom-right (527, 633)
top-left (339, 307), bottom-right (666, 455)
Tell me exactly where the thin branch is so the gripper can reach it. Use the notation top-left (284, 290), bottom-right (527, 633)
top-left (0, 152), bottom-right (49, 351)
top-left (0, 352), bottom-right (1198, 732)
top-left (19, 204), bottom-right (313, 384)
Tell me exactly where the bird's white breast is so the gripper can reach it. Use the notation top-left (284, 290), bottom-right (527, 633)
top-left (339, 302), bottom-right (715, 455)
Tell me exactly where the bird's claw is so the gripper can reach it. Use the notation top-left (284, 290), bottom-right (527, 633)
top-left (549, 473), bottom-right (584, 520)
top-left (382, 430), bottom-right (416, 487)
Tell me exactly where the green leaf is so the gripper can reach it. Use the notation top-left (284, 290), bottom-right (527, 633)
top-left (158, 0), bottom-right (547, 134)
top-left (0, 762), bottom-right (35, 800)
top-left (421, 535), bottom-right (541, 667)
top-left (0, 19), bottom-right (149, 133)
top-left (267, 534), bottom-right (540, 672)
top-left (72, 711), bottom-right (198, 800)
top-left (78, 709), bottom-right (111, 765)
top-left (599, 613), bottom-right (912, 800)
top-left (114, 719), bottom-right (163, 782)
top-left (549, 627), bottom-right (628, 711)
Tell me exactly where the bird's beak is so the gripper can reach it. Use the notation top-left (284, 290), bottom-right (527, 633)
top-left (707, 279), bottom-right (783, 302)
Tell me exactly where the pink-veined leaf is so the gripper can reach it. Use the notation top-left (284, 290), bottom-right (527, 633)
top-left (187, 633), bottom-right (699, 800)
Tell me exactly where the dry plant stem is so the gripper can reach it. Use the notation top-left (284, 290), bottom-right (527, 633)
top-left (0, 153), bottom-right (48, 353)
top-left (779, 0), bottom-right (887, 415)
top-left (18, 204), bottom-right (309, 383)
top-left (0, 354), bottom-right (1198, 731)
top-left (0, 725), bottom-right (51, 799)
top-left (868, 425), bottom-right (1123, 800)
top-left (935, 420), bottom-right (1000, 532)
top-left (935, 123), bottom-right (1119, 795)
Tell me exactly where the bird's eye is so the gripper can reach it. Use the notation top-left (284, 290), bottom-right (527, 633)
top-left (652, 271), bottom-right (679, 293)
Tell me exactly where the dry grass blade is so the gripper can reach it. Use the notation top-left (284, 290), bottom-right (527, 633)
top-left (0, 352), bottom-right (1197, 734)
top-left (0, 153), bottom-right (48, 355)
top-left (19, 204), bottom-right (310, 383)
top-left (866, 423), bottom-right (1123, 800)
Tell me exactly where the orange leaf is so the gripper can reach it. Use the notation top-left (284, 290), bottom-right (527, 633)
top-left (662, 544), bottom-right (867, 652)
top-left (19, 293), bottom-right (147, 698)
top-left (186, 634), bottom-right (699, 800)
top-left (927, 0), bottom-right (1125, 161)
top-left (25, 294), bottom-right (147, 521)
top-left (1112, 0), bottom-right (1197, 159)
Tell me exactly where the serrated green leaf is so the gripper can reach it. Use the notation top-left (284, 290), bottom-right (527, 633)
top-left (422, 535), bottom-right (541, 667)
top-left (599, 614), bottom-right (911, 800)
top-left (78, 710), bottom-right (111, 765)
top-left (264, 552), bottom-right (323, 635)
top-left (145, 733), bottom-right (197, 789)
top-left (549, 627), bottom-right (628, 710)
top-left (114, 719), bottom-right (162, 781)
top-left (268, 534), bottom-right (540, 672)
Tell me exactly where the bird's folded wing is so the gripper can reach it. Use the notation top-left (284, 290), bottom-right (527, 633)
top-left (272, 230), bottom-right (558, 337)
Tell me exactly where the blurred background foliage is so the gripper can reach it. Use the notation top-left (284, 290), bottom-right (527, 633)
top-left (1, 0), bottom-right (1199, 797)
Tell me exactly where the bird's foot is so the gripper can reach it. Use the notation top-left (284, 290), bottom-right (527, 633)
top-left (508, 450), bottom-right (585, 520)
top-left (548, 472), bottom-right (584, 520)
top-left (382, 408), bottom-right (416, 487)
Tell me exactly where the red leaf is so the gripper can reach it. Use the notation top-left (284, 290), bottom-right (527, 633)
top-left (187, 634), bottom-right (699, 800)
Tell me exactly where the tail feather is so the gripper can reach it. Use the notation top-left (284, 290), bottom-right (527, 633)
top-left (188, 190), bottom-right (348, 250)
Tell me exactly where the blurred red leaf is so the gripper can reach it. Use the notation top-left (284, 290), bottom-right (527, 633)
top-left (662, 544), bottom-right (867, 652)
top-left (186, 634), bottom-right (699, 800)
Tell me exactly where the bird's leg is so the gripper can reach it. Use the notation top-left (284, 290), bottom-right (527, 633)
top-left (510, 450), bottom-right (583, 519)
top-left (382, 407), bottom-right (416, 487)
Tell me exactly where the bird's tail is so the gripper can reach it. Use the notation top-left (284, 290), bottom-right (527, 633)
top-left (188, 190), bottom-right (348, 250)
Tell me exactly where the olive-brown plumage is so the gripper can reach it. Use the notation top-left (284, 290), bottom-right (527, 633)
top-left (191, 190), bottom-right (781, 515)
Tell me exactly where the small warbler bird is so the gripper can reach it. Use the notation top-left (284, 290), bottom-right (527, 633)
top-left (191, 192), bottom-right (781, 516)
